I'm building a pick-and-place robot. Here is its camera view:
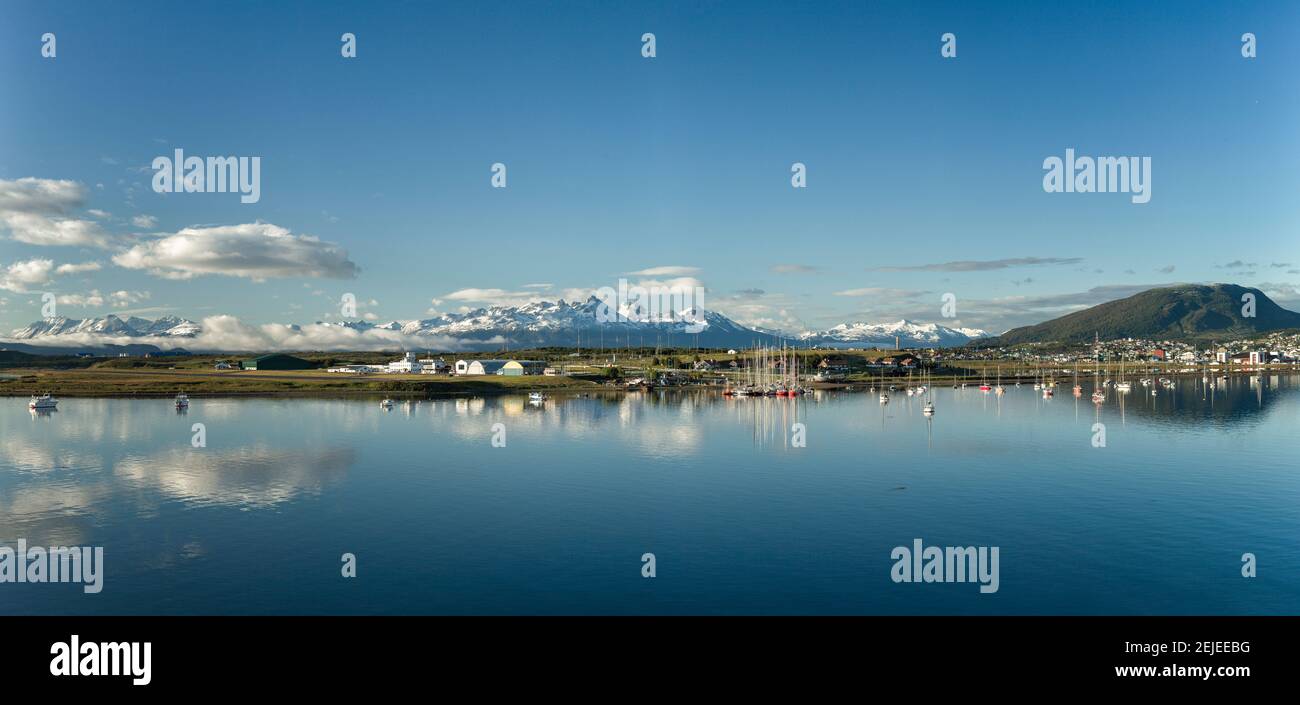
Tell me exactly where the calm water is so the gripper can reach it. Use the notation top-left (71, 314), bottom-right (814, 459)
top-left (3, 376), bottom-right (1298, 615)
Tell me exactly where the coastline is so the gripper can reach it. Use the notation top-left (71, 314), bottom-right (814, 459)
top-left (3, 364), bottom-right (1293, 399)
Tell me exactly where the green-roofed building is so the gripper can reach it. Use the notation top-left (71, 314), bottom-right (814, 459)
top-left (241, 353), bottom-right (314, 371)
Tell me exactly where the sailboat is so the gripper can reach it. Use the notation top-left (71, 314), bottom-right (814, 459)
top-left (922, 370), bottom-right (935, 415)
top-left (1115, 355), bottom-right (1132, 393)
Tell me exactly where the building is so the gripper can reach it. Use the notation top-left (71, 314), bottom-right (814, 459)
top-left (500, 360), bottom-right (545, 376)
top-left (464, 359), bottom-right (509, 376)
top-left (419, 357), bottom-right (449, 374)
top-left (543, 367), bottom-right (563, 376)
top-left (387, 352), bottom-right (422, 374)
top-left (1249, 350), bottom-right (1269, 366)
top-left (327, 364), bottom-right (384, 374)
top-left (242, 353), bottom-right (314, 371)
top-left (454, 359), bottom-right (471, 375)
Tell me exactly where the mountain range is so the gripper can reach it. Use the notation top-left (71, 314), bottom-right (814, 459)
top-left (3, 297), bottom-right (988, 352)
top-left (991, 284), bottom-right (1300, 344)
top-left (8, 285), bottom-right (1291, 354)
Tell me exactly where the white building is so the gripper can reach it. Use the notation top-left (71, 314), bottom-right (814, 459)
top-left (455, 359), bottom-right (471, 375)
top-left (387, 352), bottom-right (422, 374)
top-left (1249, 350), bottom-right (1269, 366)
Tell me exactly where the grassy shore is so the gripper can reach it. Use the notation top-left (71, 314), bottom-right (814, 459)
top-left (1, 349), bottom-right (1290, 399)
top-left (0, 368), bottom-right (609, 398)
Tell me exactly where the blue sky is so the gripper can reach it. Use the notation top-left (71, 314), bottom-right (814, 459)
top-left (1, 0), bottom-right (1297, 342)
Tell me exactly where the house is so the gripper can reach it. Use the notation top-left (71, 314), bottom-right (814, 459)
top-left (455, 359), bottom-right (471, 375)
top-left (241, 353), bottom-right (314, 371)
top-left (543, 367), bottom-right (563, 376)
top-left (464, 359), bottom-right (509, 376)
top-left (1149, 348), bottom-right (1166, 361)
top-left (419, 357), bottom-right (449, 374)
top-left (214, 360), bottom-right (233, 370)
top-left (500, 360), bottom-right (545, 376)
top-left (1249, 350), bottom-right (1269, 366)
top-left (692, 360), bottom-right (713, 371)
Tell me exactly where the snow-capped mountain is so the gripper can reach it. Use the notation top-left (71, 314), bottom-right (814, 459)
top-left (340, 296), bottom-right (768, 349)
top-left (10, 314), bottom-right (202, 340)
top-left (7, 299), bottom-right (777, 350)
top-left (798, 320), bottom-right (990, 348)
top-left (8, 304), bottom-right (987, 352)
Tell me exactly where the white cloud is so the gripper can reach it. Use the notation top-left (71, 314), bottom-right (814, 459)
top-left (442, 288), bottom-right (545, 307)
top-left (131, 214), bottom-right (158, 229)
top-left (0, 258), bottom-right (55, 292)
top-left (87, 209), bottom-right (111, 219)
top-left (55, 291), bottom-right (105, 307)
top-left (54, 289), bottom-right (149, 308)
top-left (626, 265), bottom-right (701, 277)
top-left (112, 222), bottom-right (359, 280)
top-left (0, 178), bottom-right (110, 248)
top-left (55, 261), bottom-right (103, 274)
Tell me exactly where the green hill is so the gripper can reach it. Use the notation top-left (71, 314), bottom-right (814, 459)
top-left (993, 284), bottom-right (1300, 344)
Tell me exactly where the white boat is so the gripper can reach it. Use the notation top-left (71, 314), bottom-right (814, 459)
top-left (528, 391), bottom-right (546, 402)
top-left (380, 398), bottom-right (394, 408)
top-left (922, 401), bottom-right (934, 415)
top-left (174, 392), bottom-right (189, 408)
top-left (28, 393), bottom-right (58, 410)
top-left (879, 392), bottom-right (889, 404)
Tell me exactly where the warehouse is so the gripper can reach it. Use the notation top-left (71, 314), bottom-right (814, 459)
top-left (500, 360), bottom-right (545, 376)
top-left (464, 359), bottom-right (509, 376)
top-left (241, 353), bottom-right (315, 371)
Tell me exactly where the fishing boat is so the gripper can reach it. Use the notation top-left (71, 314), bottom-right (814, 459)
top-left (28, 393), bottom-right (58, 410)
top-left (175, 391), bottom-right (189, 409)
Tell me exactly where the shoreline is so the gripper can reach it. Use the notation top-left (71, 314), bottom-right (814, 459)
top-left (2, 366), bottom-right (1293, 400)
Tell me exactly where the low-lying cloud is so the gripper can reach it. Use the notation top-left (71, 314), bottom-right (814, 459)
top-left (112, 222), bottom-right (359, 280)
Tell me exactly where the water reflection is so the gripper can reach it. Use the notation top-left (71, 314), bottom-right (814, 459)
top-left (114, 445), bottom-right (356, 509)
